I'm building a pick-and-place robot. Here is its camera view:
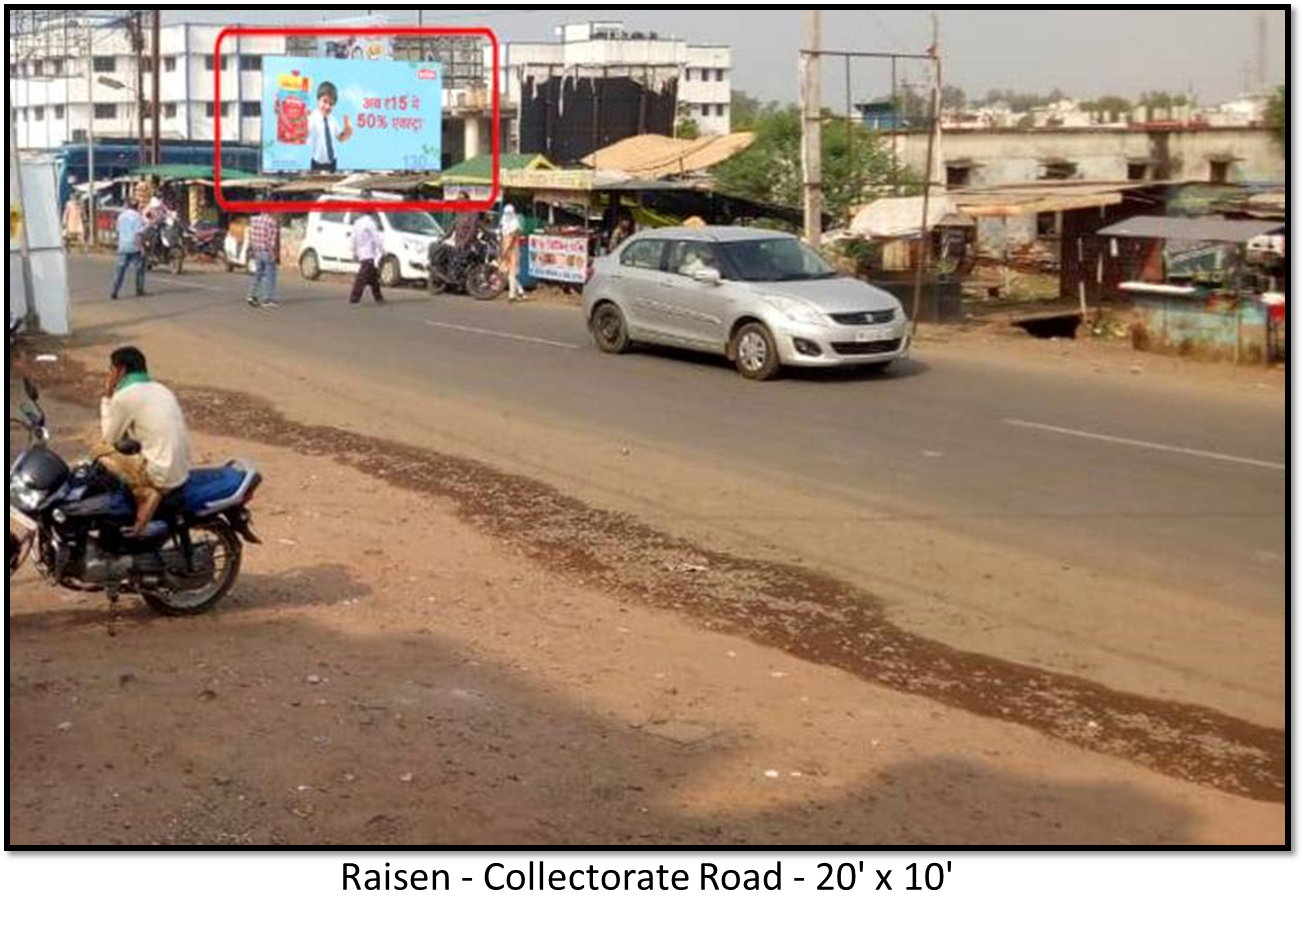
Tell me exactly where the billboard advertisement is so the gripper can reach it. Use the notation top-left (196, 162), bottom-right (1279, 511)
top-left (261, 56), bottom-right (443, 174)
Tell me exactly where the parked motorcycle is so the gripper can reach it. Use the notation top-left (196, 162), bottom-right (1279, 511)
top-left (8, 378), bottom-right (262, 617)
top-left (184, 221), bottom-right (226, 264)
top-left (427, 227), bottom-right (506, 301)
top-left (142, 213), bottom-right (187, 276)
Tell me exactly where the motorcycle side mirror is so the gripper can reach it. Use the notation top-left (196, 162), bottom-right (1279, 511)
top-left (115, 438), bottom-right (143, 456)
top-left (23, 377), bottom-right (39, 402)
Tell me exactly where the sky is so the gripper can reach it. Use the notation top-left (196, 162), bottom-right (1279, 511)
top-left (162, 7), bottom-right (1288, 106)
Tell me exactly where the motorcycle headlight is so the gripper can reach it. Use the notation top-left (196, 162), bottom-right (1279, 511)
top-left (764, 295), bottom-right (829, 327)
top-left (10, 473), bottom-right (46, 513)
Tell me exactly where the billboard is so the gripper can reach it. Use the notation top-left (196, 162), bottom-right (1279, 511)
top-left (261, 56), bottom-right (443, 174)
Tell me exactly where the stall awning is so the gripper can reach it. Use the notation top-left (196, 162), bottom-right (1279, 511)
top-left (1098, 216), bottom-right (1285, 243)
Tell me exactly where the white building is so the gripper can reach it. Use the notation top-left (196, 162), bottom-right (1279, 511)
top-left (499, 20), bottom-right (734, 140)
top-left (9, 16), bottom-right (499, 163)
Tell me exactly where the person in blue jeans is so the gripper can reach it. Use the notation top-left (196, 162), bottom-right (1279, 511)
top-left (246, 211), bottom-right (281, 308)
top-left (110, 203), bottom-right (147, 300)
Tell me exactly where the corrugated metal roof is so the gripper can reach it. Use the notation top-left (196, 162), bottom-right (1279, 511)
top-left (582, 133), bottom-right (756, 178)
top-left (440, 153), bottom-right (556, 185)
top-left (1098, 216), bottom-right (1285, 243)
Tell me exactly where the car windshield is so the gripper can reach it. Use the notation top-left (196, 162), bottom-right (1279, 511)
top-left (386, 212), bottom-right (443, 237)
top-left (721, 238), bottom-right (840, 282)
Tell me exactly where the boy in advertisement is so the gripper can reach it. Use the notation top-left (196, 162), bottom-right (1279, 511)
top-left (308, 81), bottom-right (354, 173)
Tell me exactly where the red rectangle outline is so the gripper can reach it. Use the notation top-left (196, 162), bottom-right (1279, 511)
top-left (213, 26), bottom-right (500, 214)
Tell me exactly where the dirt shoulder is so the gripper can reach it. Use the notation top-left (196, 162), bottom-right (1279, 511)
top-left (7, 373), bottom-right (1285, 845)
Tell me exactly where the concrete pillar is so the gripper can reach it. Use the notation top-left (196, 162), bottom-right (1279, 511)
top-left (463, 116), bottom-right (483, 160)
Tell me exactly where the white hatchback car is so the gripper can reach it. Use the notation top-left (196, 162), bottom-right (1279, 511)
top-left (298, 194), bottom-right (444, 287)
top-left (583, 227), bottom-right (911, 380)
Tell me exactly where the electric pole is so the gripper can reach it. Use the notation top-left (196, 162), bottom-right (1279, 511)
top-left (800, 9), bottom-right (823, 246)
top-left (152, 10), bottom-right (162, 166)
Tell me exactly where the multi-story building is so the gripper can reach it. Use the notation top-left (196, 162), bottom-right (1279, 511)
top-left (8, 14), bottom-right (500, 167)
top-left (498, 20), bottom-right (733, 160)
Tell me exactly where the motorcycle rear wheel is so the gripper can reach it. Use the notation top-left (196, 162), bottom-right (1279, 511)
top-left (141, 521), bottom-right (242, 617)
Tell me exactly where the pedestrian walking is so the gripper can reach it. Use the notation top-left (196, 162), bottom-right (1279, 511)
top-left (109, 202), bottom-right (147, 300)
top-left (500, 203), bottom-right (525, 303)
top-left (349, 212), bottom-right (385, 306)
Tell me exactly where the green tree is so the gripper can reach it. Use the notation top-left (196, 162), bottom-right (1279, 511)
top-left (675, 101), bottom-right (700, 140)
top-left (1267, 85), bottom-right (1286, 143)
top-left (1082, 95), bottom-right (1133, 123)
top-left (712, 104), bottom-right (898, 221)
top-left (939, 85), bottom-right (967, 116)
top-left (730, 90), bottom-right (763, 131)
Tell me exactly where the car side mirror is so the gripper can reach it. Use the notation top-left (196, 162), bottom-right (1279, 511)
top-left (692, 268), bottom-right (723, 286)
top-left (23, 377), bottom-right (39, 402)
top-left (115, 438), bottom-right (142, 456)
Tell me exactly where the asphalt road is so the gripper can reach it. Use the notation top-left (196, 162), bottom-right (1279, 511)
top-left (60, 255), bottom-right (1286, 622)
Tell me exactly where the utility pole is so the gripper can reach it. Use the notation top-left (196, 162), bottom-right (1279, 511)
top-left (151, 10), bottom-right (162, 166)
top-left (910, 12), bottom-right (943, 330)
top-left (800, 9), bottom-right (823, 246)
top-left (135, 12), bottom-right (146, 169)
top-left (86, 22), bottom-right (97, 252)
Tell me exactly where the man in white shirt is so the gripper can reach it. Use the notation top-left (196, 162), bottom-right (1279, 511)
top-left (308, 82), bottom-right (353, 173)
top-left (349, 212), bottom-right (385, 305)
top-left (95, 346), bottom-right (192, 535)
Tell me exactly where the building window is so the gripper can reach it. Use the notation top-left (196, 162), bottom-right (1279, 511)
top-left (164, 56), bottom-right (177, 72)
top-left (204, 55), bottom-right (231, 70)
top-left (93, 56), bottom-right (117, 73)
top-left (223, 102), bottom-right (234, 117)
top-left (715, 68), bottom-right (725, 82)
top-left (205, 102), bottom-right (215, 117)
top-left (1209, 160), bottom-right (1232, 184)
top-left (93, 103), bottom-right (117, 120)
top-left (1036, 212), bottom-right (1060, 238)
top-left (33, 106), bottom-right (45, 121)
top-left (1040, 161), bottom-right (1078, 181)
top-left (163, 102), bottom-right (178, 119)
top-left (240, 55), bottom-right (262, 72)
top-left (1126, 162), bottom-right (1149, 181)
top-left (50, 59), bottom-right (64, 76)
top-left (241, 101), bottom-right (261, 118)
top-left (54, 104), bottom-right (66, 119)
top-left (32, 60), bottom-right (45, 77)
top-left (72, 128), bottom-right (88, 143)
top-left (715, 103), bottom-right (726, 117)
top-left (700, 104), bottom-right (711, 117)
top-left (947, 165), bottom-right (973, 188)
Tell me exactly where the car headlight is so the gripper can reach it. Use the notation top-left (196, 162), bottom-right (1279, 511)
top-left (10, 474), bottom-right (46, 513)
top-left (764, 295), bottom-right (828, 327)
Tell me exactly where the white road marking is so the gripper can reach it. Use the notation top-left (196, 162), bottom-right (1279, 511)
top-left (1004, 419), bottom-right (1286, 471)
top-left (423, 320), bottom-right (580, 351)
top-left (145, 278), bottom-right (229, 293)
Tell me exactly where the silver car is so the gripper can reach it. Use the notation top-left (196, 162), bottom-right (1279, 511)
top-left (583, 227), bottom-right (911, 380)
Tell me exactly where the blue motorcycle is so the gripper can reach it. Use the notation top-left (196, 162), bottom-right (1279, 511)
top-left (9, 378), bottom-right (262, 616)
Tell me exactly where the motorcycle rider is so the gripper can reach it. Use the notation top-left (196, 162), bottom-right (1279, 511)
top-left (94, 346), bottom-right (192, 537)
top-left (447, 192), bottom-right (483, 276)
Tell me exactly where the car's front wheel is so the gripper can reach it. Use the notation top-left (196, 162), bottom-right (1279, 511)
top-left (732, 322), bottom-right (781, 381)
